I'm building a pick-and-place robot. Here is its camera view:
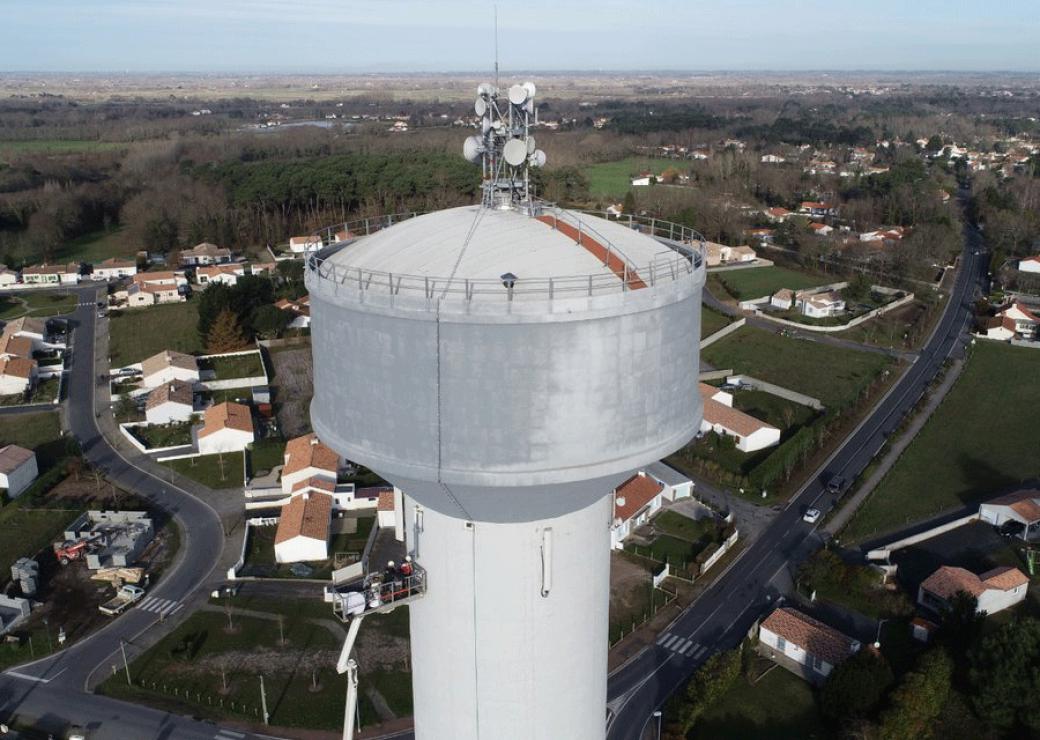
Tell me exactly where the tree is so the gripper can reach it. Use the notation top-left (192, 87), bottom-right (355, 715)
top-left (664, 648), bottom-right (741, 734)
top-left (925, 135), bottom-right (945, 153)
top-left (968, 617), bottom-right (1040, 733)
top-left (251, 304), bottom-right (290, 339)
top-left (622, 190), bottom-right (637, 215)
top-left (819, 649), bottom-right (894, 723)
top-left (206, 309), bottom-right (248, 353)
top-left (877, 649), bottom-right (952, 740)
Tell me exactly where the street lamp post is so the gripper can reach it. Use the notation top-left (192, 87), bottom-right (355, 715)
top-left (653, 710), bottom-right (663, 739)
top-left (874, 618), bottom-right (889, 649)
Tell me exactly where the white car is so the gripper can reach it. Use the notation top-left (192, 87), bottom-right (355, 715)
top-left (802, 508), bottom-right (822, 524)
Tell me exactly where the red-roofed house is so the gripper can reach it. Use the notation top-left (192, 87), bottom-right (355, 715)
top-left (918, 565), bottom-right (1029, 615)
top-left (759, 606), bottom-right (861, 683)
top-left (275, 296), bottom-right (310, 329)
top-left (281, 433), bottom-right (340, 493)
top-left (197, 402), bottom-right (254, 454)
top-left (274, 490), bottom-right (333, 563)
top-left (699, 384), bottom-right (781, 453)
top-left (610, 471), bottom-right (666, 549)
top-left (980, 489), bottom-right (1040, 540)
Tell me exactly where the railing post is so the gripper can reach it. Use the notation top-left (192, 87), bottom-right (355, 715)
top-left (651, 217), bottom-right (657, 236)
top-left (549, 278), bottom-right (554, 301)
top-left (588, 275), bottom-right (593, 296)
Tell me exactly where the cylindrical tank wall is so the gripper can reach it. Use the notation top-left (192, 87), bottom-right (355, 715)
top-left (308, 287), bottom-right (703, 492)
top-left (404, 492), bottom-right (612, 740)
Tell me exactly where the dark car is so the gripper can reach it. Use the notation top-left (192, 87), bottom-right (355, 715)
top-left (827, 475), bottom-right (850, 496)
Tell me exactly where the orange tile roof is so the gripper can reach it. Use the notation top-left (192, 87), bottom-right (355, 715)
top-left (22, 263), bottom-right (78, 276)
top-left (921, 565), bottom-right (1029, 601)
top-left (2, 316), bottom-right (46, 337)
top-left (613, 473), bottom-right (664, 522)
top-left (290, 476), bottom-right (336, 494)
top-left (0, 356), bottom-right (36, 379)
top-left (97, 257), bottom-right (136, 269)
top-left (283, 433), bottom-right (339, 477)
top-left (0, 334), bottom-right (33, 359)
top-left (197, 264), bottom-right (240, 278)
top-left (199, 401), bottom-right (254, 439)
top-left (985, 489), bottom-right (1040, 522)
top-left (141, 350), bottom-right (197, 379)
top-left (761, 607), bottom-right (859, 666)
top-left (699, 383), bottom-right (776, 438)
top-left (377, 489), bottom-right (395, 512)
top-left (145, 379), bottom-right (194, 411)
top-left (275, 491), bottom-right (333, 545)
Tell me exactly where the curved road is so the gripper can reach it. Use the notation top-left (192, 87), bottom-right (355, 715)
top-left (0, 287), bottom-right (240, 739)
top-left (606, 221), bottom-right (987, 739)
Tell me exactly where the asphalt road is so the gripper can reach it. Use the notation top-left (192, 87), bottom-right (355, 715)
top-left (0, 286), bottom-right (250, 740)
top-left (605, 222), bottom-right (988, 739)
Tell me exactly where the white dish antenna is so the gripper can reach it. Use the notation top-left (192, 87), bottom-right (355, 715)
top-left (528, 150), bottom-right (547, 168)
top-left (463, 136), bottom-right (485, 164)
top-left (523, 81), bottom-right (536, 98)
top-left (503, 138), bottom-right (528, 166)
top-left (526, 136), bottom-right (537, 154)
top-left (474, 98), bottom-right (488, 117)
top-left (508, 84), bottom-right (528, 105)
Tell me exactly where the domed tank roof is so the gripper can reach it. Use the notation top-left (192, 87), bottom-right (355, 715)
top-left (325, 204), bottom-right (676, 288)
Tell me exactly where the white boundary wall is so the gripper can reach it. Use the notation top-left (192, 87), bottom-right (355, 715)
top-left (700, 317), bottom-right (745, 349)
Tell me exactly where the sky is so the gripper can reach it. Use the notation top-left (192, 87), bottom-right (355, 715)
top-left (1, 0), bottom-right (1038, 73)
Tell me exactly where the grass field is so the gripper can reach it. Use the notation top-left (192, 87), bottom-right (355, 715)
top-left (0, 291), bottom-right (77, 320)
top-left (0, 139), bottom-right (128, 159)
top-left (0, 507), bottom-right (80, 580)
top-left (703, 326), bottom-right (892, 409)
top-left (843, 342), bottom-right (1040, 542)
top-left (246, 439), bottom-right (286, 478)
top-left (200, 351), bottom-right (265, 380)
top-left (242, 520), bottom-right (372, 580)
top-left (60, 227), bottom-right (139, 264)
top-left (581, 157), bottom-right (681, 197)
top-left (162, 452), bottom-right (245, 489)
top-left (0, 411), bottom-right (65, 473)
top-left (108, 301), bottom-right (201, 366)
top-left (701, 305), bottom-right (733, 338)
top-left (710, 265), bottom-right (828, 301)
top-left (691, 665), bottom-right (826, 740)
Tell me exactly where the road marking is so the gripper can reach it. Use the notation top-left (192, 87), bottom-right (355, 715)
top-left (676, 638), bottom-right (693, 655)
top-left (138, 596), bottom-right (157, 610)
top-left (661, 634), bottom-right (680, 650)
top-left (216, 730), bottom-right (246, 739)
top-left (655, 632), bottom-right (671, 646)
top-left (4, 668), bottom-right (66, 684)
top-left (691, 645), bottom-right (708, 660)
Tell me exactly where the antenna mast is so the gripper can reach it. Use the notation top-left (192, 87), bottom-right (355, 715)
top-left (494, 5), bottom-right (499, 90)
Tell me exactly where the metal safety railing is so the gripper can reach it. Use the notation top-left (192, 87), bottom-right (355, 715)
top-left (330, 563), bottom-right (427, 622)
top-left (302, 202), bottom-right (706, 302)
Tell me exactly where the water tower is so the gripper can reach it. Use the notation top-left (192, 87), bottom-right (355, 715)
top-left (308, 81), bottom-right (705, 739)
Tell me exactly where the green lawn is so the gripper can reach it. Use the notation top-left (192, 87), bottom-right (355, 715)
top-left (108, 301), bottom-right (202, 367)
top-left (654, 510), bottom-right (717, 542)
top-left (127, 422), bottom-right (194, 449)
top-left (162, 452), bottom-right (245, 489)
top-left (712, 265), bottom-right (829, 300)
top-left (0, 139), bottom-right (128, 159)
top-left (843, 342), bottom-right (1040, 542)
top-left (690, 665), bottom-right (826, 740)
top-left (703, 326), bottom-right (892, 409)
top-left (0, 411), bottom-right (65, 473)
top-left (701, 305), bottom-right (733, 338)
top-left (0, 507), bottom-right (80, 581)
top-left (61, 227), bottom-right (139, 264)
top-left (246, 438), bottom-right (286, 478)
top-left (242, 518), bottom-right (374, 580)
top-left (0, 291), bottom-right (77, 320)
top-left (735, 390), bottom-right (817, 430)
top-left (200, 351), bottom-right (265, 381)
top-left (581, 157), bottom-right (682, 197)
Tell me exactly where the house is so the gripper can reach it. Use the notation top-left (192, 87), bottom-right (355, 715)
top-left (197, 401), bottom-right (255, 454)
top-left (771, 289), bottom-right (796, 311)
top-left (609, 472), bottom-right (666, 549)
top-left (979, 489), bottom-right (1040, 540)
top-left (196, 264), bottom-right (243, 288)
top-left (0, 357), bottom-right (36, 395)
top-left (763, 207), bottom-right (791, 223)
top-left (274, 490), bottom-right (333, 563)
top-left (798, 201), bottom-right (837, 219)
top-left (746, 228), bottom-right (775, 244)
top-left (704, 243), bottom-right (757, 268)
top-left (0, 268), bottom-right (18, 287)
top-left (760, 154), bottom-right (785, 164)
top-left (800, 290), bottom-right (846, 318)
top-left (281, 433), bottom-right (340, 494)
top-left (126, 282), bottom-right (183, 308)
top-left (918, 565), bottom-right (1029, 616)
top-left (1018, 255), bottom-right (1040, 274)
top-left (144, 379), bottom-right (195, 424)
top-left (179, 242), bottom-right (232, 267)
top-left (699, 383), bottom-right (781, 453)
top-left (92, 258), bottom-right (137, 281)
top-left (0, 444), bottom-right (38, 498)
top-left (141, 350), bottom-right (199, 388)
top-left (605, 203), bottom-right (624, 218)
top-left (983, 303), bottom-right (1039, 341)
top-left (759, 607), bottom-right (861, 684)
top-left (630, 173), bottom-right (655, 187)
top-left (21, 263), bottom-right (80, 285)
top-left (0, 333), bottom-right (33, 361)
top-left (377, 488), bottom-right (399, 529)
top-left (1, 317), bottom-right (47, 350)
top-left (288, 236), bottom-right (323, 254)
top-left (275, 295), bottom-right (311, 329)
top-left (808, 223), bottom-right (834, 237)
top-left (133, 271), bottom-right (187, 289)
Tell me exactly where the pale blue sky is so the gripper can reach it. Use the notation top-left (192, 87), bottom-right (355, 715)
top-left (2, 0), bottom-right (1038, 73)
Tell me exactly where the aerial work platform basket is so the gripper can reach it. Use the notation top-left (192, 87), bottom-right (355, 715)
top-left (330, 559), bottom-right (426, 623)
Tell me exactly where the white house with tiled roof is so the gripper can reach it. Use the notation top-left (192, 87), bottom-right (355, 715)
top-left (92, 258), bottom-right (137, 281)
top-left (144, 379), bottom-right (195, 424)
top-left (699, 383), bottom-right (780, 453)
top-left (0, 268), bottom-right (18, 287)
top-left (141, 350), bottom-right (199, 389)
top-left (1019, 255), bottom-right (1040, 274)
top-left (274, 295), bottom-right (310, 328)
top-left (2, 316), bottom-right (47, 350)
top-left (759, 606), bottom-right (861, 683)
top-left (195, 264), bottom-right (244, 288)
top-left (21, 263), bottom-right (80, 285)
top-left (288, 236), bottom-right (322, 254)
top-left (0, 444), bottom-right (38, 499)
top-left (980, 489), bottom-right (1040, 540)
top-left (179, 242), bottom-right (232, 267)
top-left (274, 490), bottom-right (333, 563)
top-left (197, 401), bottom-right (254, 454)
top-left (918, 565), bottom-right (1029, 616)
top-left (281, 433), bottom-right (340, 494)
top-left (0, 357), bottom-right (36, 395)
top-left (608, 464), bottom-right (693, 550)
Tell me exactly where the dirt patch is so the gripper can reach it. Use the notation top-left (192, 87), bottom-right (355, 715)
top-left (47, 471), bottom-right (137, 508)
top-left (269, 347), bottom-right (313, 437)
top-left (610, 551), bottom-right (654, 619)
top-left (192, 646), bottom-right (340, 676)
top-left (355, 629), bottom-right (410, 672)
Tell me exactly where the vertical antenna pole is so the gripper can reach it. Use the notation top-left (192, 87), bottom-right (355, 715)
top-left (494, 5), bottom-right (499, 90)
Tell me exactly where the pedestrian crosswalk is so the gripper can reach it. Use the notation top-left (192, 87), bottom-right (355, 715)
top-left (214, 729), bottom-right (246, 740)
top-left (656, 631), bottom-right (708, 660)
top-left (137, 595), bottom-right (183, 617)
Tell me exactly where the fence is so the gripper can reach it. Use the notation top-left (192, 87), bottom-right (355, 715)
top-left (866, 512), bottom-right (980, 562)
top-left (700, 318), bottom-right (745, 349)
top-left (228, 516), bottom-right (279, 579)
top-left (700, 529), bottom-right (740, 575)
top-left (652, 562), bottom-right (670, 588)
top-left (117, 422), bottom-right (195, 456)
top-left (724, 374), bottom-right (824, 411)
